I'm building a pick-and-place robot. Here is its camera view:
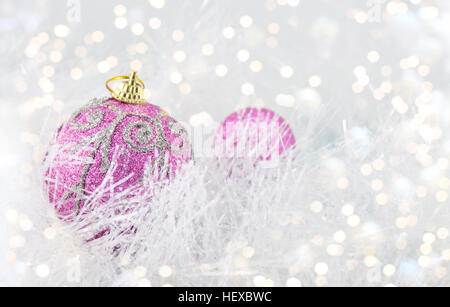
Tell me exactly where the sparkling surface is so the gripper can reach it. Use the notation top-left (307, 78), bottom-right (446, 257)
top-left (1, 0), bottom-right (450, 287)
top-left (214, 108), bottom-right (296, 161)
top-left (46, 98), bottom-right (191, 218)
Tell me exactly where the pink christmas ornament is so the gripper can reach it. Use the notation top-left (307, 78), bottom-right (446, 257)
top-left (45, 72), bottom-right (191, 220)
top-left (214, 107), bottom-right (295, 163)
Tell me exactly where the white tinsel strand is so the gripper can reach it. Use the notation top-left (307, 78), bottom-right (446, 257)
top-left (1, 0), bottom-right (449, 287)
top-left (12, 106), bottom-right (450, 286)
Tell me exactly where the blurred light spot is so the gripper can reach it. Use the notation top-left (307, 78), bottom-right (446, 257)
top-left (420, 243), bottom-right (432, 255)
top-left (138, 278), bottom-right (152, 287)
top-left (418, 64), bottom-right (430, 76)
top-left (337, 177), bottom-right (349, 189)
top-left (387, 1), bottom-right (409, 15)
top-left (435, 267), bottom-right (447, 279)
top-left (437, 228), bottom-right (449, 240)
top-left (276, 94), bottom-right (295, 107)
top-left (202, 43), bottom-right (214, 56)
top-left (287, 0), bottom-right (300, 7)
top-left (267, 23), bottom-right (280, 34)
top-left (308, 75), bottom-right (321, 87)
top-left (372, 159), bottom-right (385, 170)
top-left (179, 82), bottom-right (191, 95)
top-left (314, 262), bottom-right (328, 275)
top-left (38, 78), bottom-right (54, 93)
top-left (241, 83), bottom-right (254, 95)
top-left (130, 59), bottom-right (142, 71)
top-left (355, 11), bottom-right (368, 23)
top-left (347, 215), bottom-right (360, 227)
top-left (5, 208), bottom-right (18, 223)
top-left (189, 112), bottom-right (213, 127)
top-left (327, 244), bottom-right (344, 256)
top-left (242, 246), bottom-right (255, 258)
top-left (237, 49), bottom-right (250, 62)
top-left (310, 201), bottom-right (323, 213)
top-left (53, 39), bottom-right (66, 51)
top-left (115, 17), bottom-right (128, 29)
top-left (92, 31), bottom-right (104, 43)
top-left (49, 51), bottom-right (62, 63)
top-left (223, 27), bottom-right (235, 39)
top-left (364, 256), bottom-right (378, 267)
top-left (149, 17), bottom-right (161, 29)
top-left (173, 50), bottom-right (186, 62)
top-left (391, 96), bottom-right (408, 114)
top-left (159, 265), bottom-right (173, 278)
top-left (54, 24), bottom-right (70, 37)
top-left (97, 61), bottom-right (110, 73)
top-left (136, 42), bottom-right (148, 54)
top-left (419, 6), bottom-right (439, 20)
top-left (266, 36), bottom-right (278, 48)
top-left (35, 264), bottom-right (50, 278)
top-left (352, 82), bottom-right (364, 93)
top-left (215, 65), bottom-right (228, 77)
top-left (37, 32), bottom-right (50, 44)
top-left (42, 65), bottom-right (55, 78)
top-left (70, 68), bottom-right (83, 80)
top-left (170, 71), bottom-right (183, 84)
top-left (107, 56), bottom-right (118, 67)
top-left (240, 15), bottom-right (253, 28)
top-left (418, 256), bottom-right (430, 267)
top-left (380, 81), bottom-right (392, 93)
top-left (44, 227), bottom-right (57, 240)
top-left (6, 251), bottom-right (16, 262)
top-left (286, 277), bottom-right (301, 287)
top-left (10, 235), bottom-right (25, 248)
top-left (280, 65), bottom-right (293, 78)
top-left (172, 30), bottom-right (184, 41)
top-left (376, 193), bottom-right (389, 205)
top-left (371, 179), bottom-right (383, 191)
top-left (134, 266), bottom-right (147, 278)
top-left (312, 235), bottom-right (324, 246)
top-left (132, 23), bottom-right (144, 35)
top-left (423, 233), bottom-right (436, 244)
top-left (149, 0), bottom-right (165, 9)
top-left (265, 279), bottom-right (275, 287)
top-left (353, 65), bottom-right (366, 77)
top-left (334, 230), bottom-right (346, 243)
top-left (436, 191), bottom-right (448, 203)
top-left (442, 249), bottom-right (450, 261)
top-left (249, 60), bottom-right (263, 72)
top-left (114, 4), bottom-right (127, 16)
top-left (253, 275), bottom-right (266, 286)
top-left (367, 50), bottom-right (380, 63)
top-left (18, 216), bottom-right (33, 231)
top-left (75, 46), bottom-right (87, 57)
top-left (381, 65), bottom-right (392, 76)
top-left (360, 164), bottom-right (372, 176)
top-left (144, 88), bottom-right (152, 99)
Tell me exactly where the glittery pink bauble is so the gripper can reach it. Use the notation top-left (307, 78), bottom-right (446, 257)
top-left (45, 98), bottom-right (191, 219)
top-left (214, 108), bottom-right (295, 161)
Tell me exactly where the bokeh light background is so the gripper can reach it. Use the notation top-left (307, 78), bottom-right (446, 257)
top-left (1, 0), bottom-right (450, 286)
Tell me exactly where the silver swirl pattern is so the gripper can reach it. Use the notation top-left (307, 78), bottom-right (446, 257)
top-left (58, 97), bottom-right (189, 215)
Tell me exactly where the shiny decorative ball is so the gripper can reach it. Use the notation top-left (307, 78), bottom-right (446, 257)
top-left (45, 98), bottom-right (191, 218)
top-left (213, 108), bottom-right (296, 163)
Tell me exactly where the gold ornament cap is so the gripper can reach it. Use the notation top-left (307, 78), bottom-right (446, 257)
top-left (106, 71), bottom-right (146, 104)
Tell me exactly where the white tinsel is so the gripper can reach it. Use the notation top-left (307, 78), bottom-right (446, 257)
top-left (1, 0), bottom-right (449, 287)
top-left (10, 100), bottom-right (449, 286)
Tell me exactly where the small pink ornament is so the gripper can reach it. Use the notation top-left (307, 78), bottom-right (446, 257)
top-left (45, 72), bottom-right (191, 219)
top-left (214, 107), bottom-right (295, 163)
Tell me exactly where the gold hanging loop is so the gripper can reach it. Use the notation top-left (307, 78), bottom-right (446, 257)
top-left (106, 71), bottom-right (146, 104)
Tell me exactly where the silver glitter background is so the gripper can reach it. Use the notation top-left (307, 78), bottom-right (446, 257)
top-left (1, 0), bottom-right (450, 286)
